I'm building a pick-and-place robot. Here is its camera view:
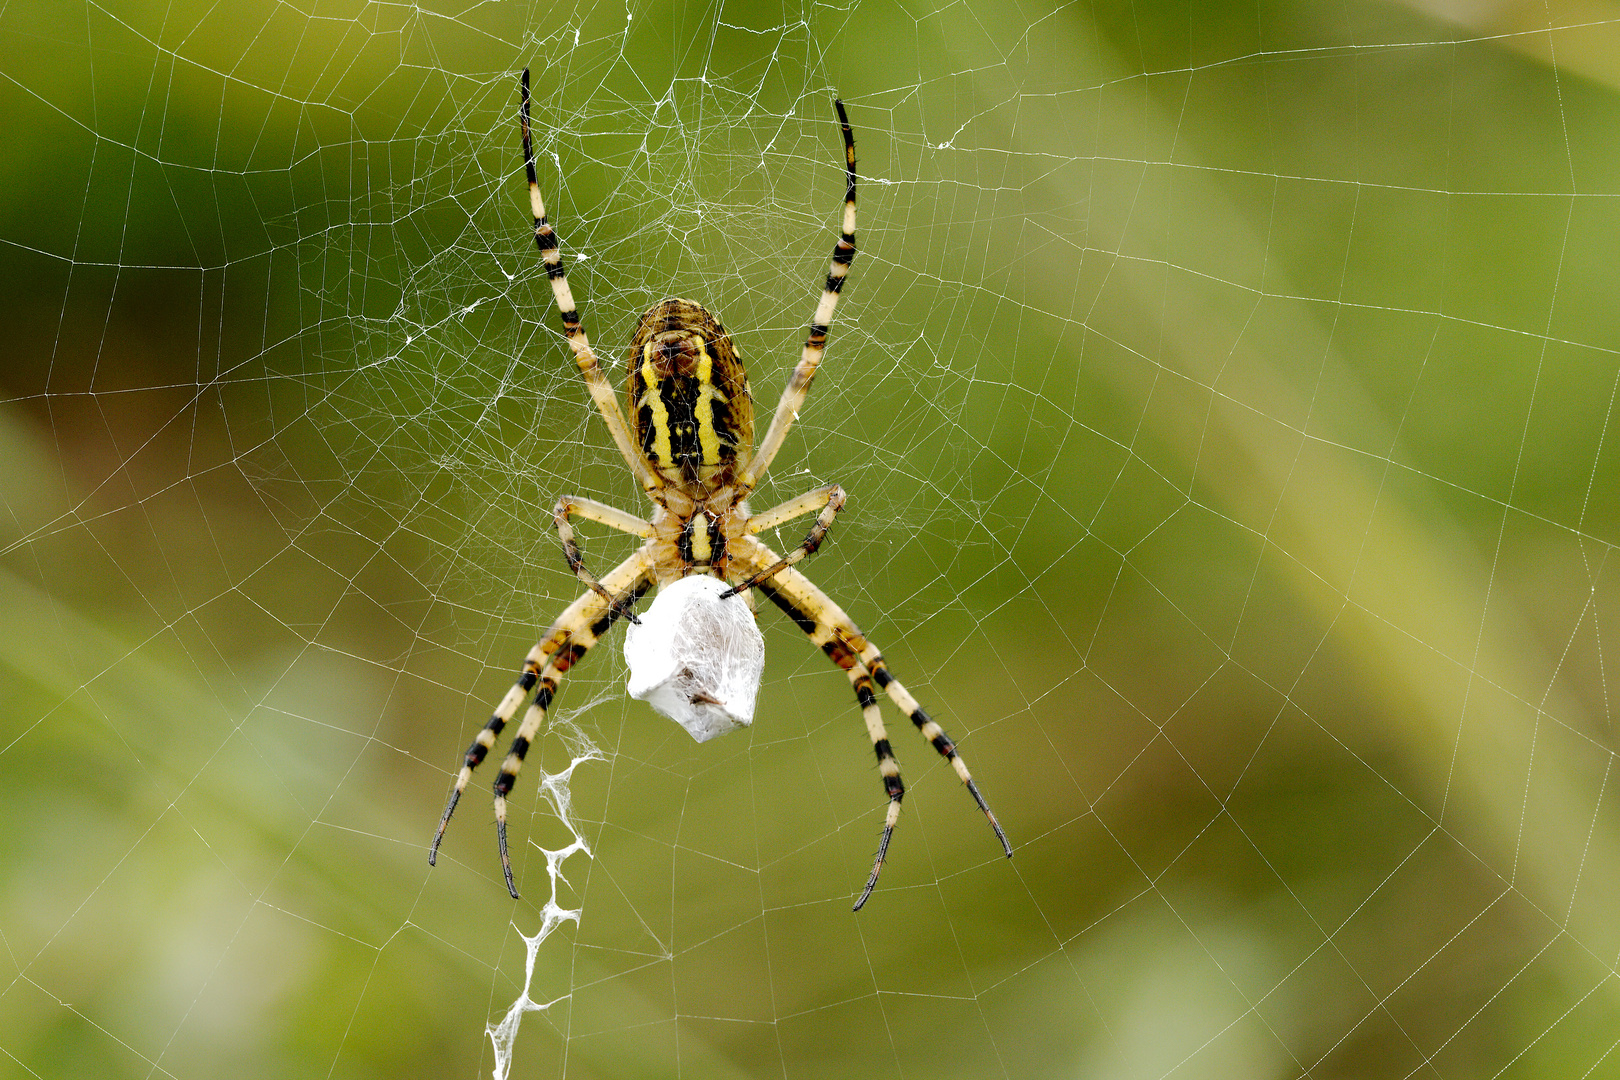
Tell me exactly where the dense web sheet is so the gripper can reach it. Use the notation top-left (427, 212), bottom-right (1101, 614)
top-left (6, 0), bottom-right (1620, 1077)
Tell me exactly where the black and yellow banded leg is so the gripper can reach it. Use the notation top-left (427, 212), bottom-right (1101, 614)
top-left (847, 663), bottom-right (904, 910)
top-left (554, 496), bottom-right (651, 623)
top-left (740, 537), bottom-right (1012, 907)
top-left (723, 484), bottom-right (846, 598)
top-left (493, 557), bottom-right (652, 897)
top-left (431, 549), bottom-right (652, 896)
top-left (521, 69), bottom-right (662, 496)
top-left (740, 100), bottom-right (857, 493)
top-left (862, 653), bottom-right (1012, 859)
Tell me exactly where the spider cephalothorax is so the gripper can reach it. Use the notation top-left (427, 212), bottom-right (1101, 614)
top-left (429, 70), bottom-right (1011, 910)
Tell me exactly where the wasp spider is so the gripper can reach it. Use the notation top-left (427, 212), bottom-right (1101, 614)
top-left (429, 70), bottom-right (1012, 910)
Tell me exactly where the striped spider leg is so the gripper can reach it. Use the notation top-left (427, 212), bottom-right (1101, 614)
top-left (735, 99), bottom-right (857, 496)
top-left (431, 546), bottom-right (653, 897)
top-left (521, 68), bottom-right (664, 496)
top-left (554, 495), bottom-right (654, 624)
top-left (729, 532), bottom-right (1013, 909)
top-left (722, 483), bottom-right (846, 597)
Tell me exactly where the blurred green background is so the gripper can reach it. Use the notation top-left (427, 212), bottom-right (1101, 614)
top-left (6, 0), bottom-right (1620, 1076)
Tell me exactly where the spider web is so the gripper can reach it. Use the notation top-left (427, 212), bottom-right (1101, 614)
top-left (5, 0), bottom-right (1620, 1076)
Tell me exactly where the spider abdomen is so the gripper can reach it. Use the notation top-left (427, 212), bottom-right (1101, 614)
top-left (626, 298), bottom-right (753, 489)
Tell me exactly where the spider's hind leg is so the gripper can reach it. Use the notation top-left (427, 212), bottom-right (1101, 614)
top-left (519, 69), bottom-right (662, 495)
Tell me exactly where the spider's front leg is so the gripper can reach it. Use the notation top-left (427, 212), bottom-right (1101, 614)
top-left (731, 536), bottom-right (1012, 909)
top-left (431, 546), bottom-right (653, 897)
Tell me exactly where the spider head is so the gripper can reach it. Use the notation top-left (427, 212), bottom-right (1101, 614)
top-left (627, 298), bottom-right (754, 491)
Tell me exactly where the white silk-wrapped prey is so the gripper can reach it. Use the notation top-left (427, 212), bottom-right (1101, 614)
top-left (624, 574), bottom-right (765, 742)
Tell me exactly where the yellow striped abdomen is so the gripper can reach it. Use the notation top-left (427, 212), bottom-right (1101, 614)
top-left (626, 298), bottom-right (753, 490)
